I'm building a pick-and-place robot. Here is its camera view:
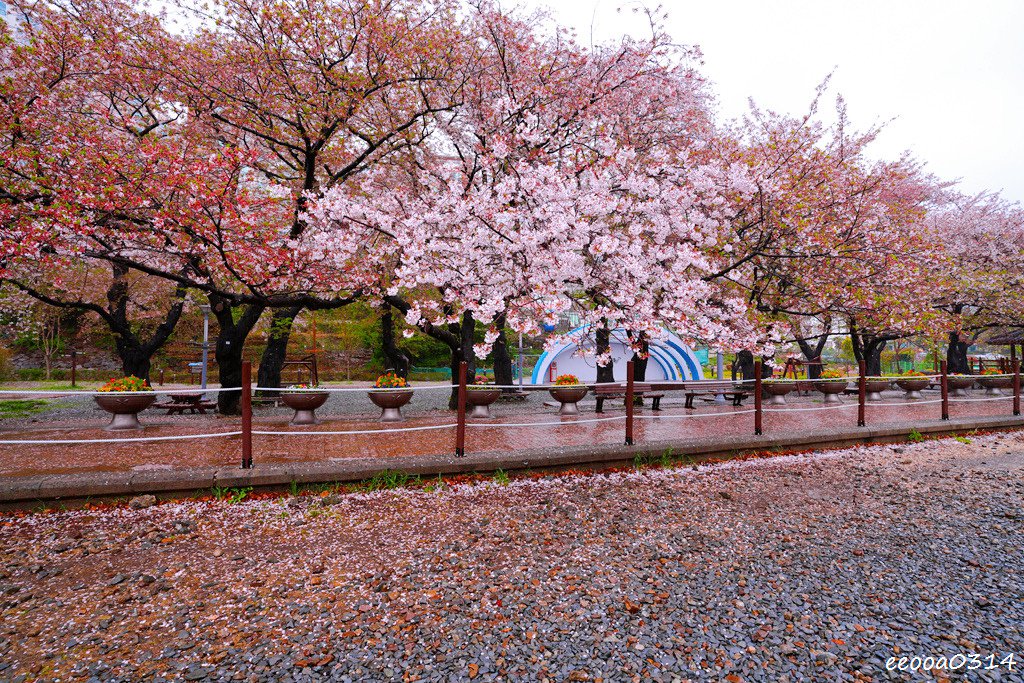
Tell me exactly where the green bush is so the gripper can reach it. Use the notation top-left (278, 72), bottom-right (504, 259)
top-left (15, 368), bottom-right (47, 381)
top-left (0, 346), bottom-right (11, 381)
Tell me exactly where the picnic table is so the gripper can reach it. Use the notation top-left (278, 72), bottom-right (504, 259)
top-left (156, 393), bottom-right (217, 415)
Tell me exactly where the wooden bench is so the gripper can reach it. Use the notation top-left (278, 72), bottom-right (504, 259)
top-left (593, 383), bottom-right (665, 413)
top-left (677, 380), bottom-right (750, 409)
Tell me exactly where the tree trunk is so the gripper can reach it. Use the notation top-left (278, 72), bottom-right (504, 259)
top-left (849, 323), bottom-right (887, 377)
top-left (865, 340), bottom-right (885, 377)
top-left (595, 322), bottom-right (615, 383)
top-left (796, 334), bottom-right (829, 380)
top-left (734, 350), bottom-right (756, 381)
top-left (382, 294), bottom-right (465, 409)
top-left (118, 345), bottom-right (154, 380)
top-left (444, 311), bottom-right (478, 408)
top-left (628, 332), bottom-right (649, 405)
top-left (211, 297), bottom-right (265, 415)
top-left (380, 305), bottom-right (411, 378)
top-left (629, 332), bottom-right (649, 382)
top-left (257, 306), bottom-right (302, 393)
top-left (947, 331), bottom-right (972, 374)
top-left (491, 314), bottom-right (515, 392)
top-left (106, 264), bottom-right (186, 383)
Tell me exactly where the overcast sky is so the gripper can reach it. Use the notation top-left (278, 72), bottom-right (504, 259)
top-left (521, 0), bottom-right (1024, 203)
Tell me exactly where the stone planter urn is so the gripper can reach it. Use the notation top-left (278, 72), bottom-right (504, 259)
top-left (978, 375), bottom-right (1013, 396)
top-left (549, 386), bottom-right (588, 416)
top-left (466, 388), bottom-right (501, 419)
top-left (863, 378), bottom-right (891, 402)
top-left (813, 380), bottom-right (849, 405)
top-left (762, 382), bottom-right (795, 406)
top-left (94, 394), bottom-right (157, 431)
top-left (947, 375), bottom-right (974, 398)
top-left (281, 391), bottom-right (329, 425)
top-left (368, 389), bottom-right (414, 422)
top-left (896, 377), bottom-right (930, 400)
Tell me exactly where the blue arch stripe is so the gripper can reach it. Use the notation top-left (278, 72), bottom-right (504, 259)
top-left (647, 346), bottom-right (677, 380)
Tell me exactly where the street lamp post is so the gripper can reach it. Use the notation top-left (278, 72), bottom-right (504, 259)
top-left (715, 350), bottom-right (726, 404)
top-left (199, 304), bottom-right (211, 390)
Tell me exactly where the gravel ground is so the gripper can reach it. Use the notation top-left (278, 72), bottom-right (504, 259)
top-left (1, 433), bottom-right (1023, 682)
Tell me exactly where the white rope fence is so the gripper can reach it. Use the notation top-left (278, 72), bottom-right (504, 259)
top-left (252, 424), bottom-right (457, 436)
top-left (0, 387), bottom-right (243, 397)
top-left (948, 395), bottom-right (1016, 403)
top-left (466, 415), bottom-right (628, 428)
top-left (635, 409), bottom-right (758, 420)
top-left (763, 403), bottom-right (860, 413)
top-left (0, 431), bottom-right (243, 445)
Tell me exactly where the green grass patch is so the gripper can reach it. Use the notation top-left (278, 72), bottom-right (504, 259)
top-left (355, 469), bottom-right (414, 492)
top-left (0, 399), bottom-right (52, 418)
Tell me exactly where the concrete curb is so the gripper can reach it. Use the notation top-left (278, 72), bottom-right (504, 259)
top-left (1, 414), bottom-right (1021, 507)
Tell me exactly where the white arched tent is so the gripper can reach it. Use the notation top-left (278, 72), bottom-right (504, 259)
top-left (530, 326), bottom-right (704, 384)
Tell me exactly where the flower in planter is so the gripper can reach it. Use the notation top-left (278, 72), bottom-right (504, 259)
top-left (287, 383), bottom-right (320, 390)
top-left (981, 368), bottom-right (1002, 375)
top-left (97, 376), bottom-right (152, 392)
top-left (817, 368), bottom-right (847, 380)
top-left (901, 370), bottom-right (925, 377)
top-left (473, 373), bottom-right (494, 385)
top-left (554, 374), bottom-right (581, 386)
top-left (374, 373), bottom-right (408, 388)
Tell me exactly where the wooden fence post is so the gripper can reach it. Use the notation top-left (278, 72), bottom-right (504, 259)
top-left (1013, 360), bottom-right (1020, 417)
top-left (754, 360), bottom-right (763, 436)
top-left (455, 361), bottom-right (467, 457)
top-left (625, 361), bottom-right (635, 446)
top-left (940, 360), bottom-right (949, 421)
top-left (242, 361), bottom-right (253, 469)
top-left (857, 360), bottom-right (866, 427)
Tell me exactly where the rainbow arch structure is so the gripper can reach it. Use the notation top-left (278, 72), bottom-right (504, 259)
top-left (530, 326), bottom-right (705, 384)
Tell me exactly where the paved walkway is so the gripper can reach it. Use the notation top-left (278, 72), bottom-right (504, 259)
top-left (0, 385), bottom-right (1020, 504)
top-left (0, 390), bottom-right (1018, 478)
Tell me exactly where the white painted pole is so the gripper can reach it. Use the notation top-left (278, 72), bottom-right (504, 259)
top-left (715, 351), bottom-right (726, 404)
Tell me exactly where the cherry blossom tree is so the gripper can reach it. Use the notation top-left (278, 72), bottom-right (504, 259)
top-left (928, 192), bottom-right (1024, 372)
top-left (1, 0), bottom-right (466, 410)
top-left (713, 89), bottom-right (945, 376)
top-left (0, 0), bottom-right (236, 379)
top-left (153, 0), bottom-right (468, 394)
top-left (309, 5), bottom-right (768, 399)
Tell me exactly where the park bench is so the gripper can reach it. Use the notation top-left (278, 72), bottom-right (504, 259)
top-left (665, 380), bottom-right (750, 409)
top-left (593, 383), bottom-right (665, 413)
